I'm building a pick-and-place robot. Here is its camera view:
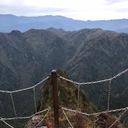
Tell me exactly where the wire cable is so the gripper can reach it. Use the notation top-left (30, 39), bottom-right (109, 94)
top-left (0, 118), bottom-right (14, 128)
top-left (62, 108), bottom-right (74, 128)
top-left (0, 76), bottom-right (49, 94)
top-left (59, 68), bottom-right (128, 85)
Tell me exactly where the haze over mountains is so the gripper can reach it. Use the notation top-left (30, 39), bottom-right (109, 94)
top-left (1, 14), bottom-right (128, 32)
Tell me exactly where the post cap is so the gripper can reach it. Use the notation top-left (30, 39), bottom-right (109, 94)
top-left (52, 70), bottom-right (56, 73)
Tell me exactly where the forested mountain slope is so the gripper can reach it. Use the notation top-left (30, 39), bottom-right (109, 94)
top-left (0, 28), bottom-right (128, 127)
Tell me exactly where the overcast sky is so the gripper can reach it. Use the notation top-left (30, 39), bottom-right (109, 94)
top-left (0, 0), bottom-right (128, 21)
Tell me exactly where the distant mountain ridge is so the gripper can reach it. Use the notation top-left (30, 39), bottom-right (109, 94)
top-left (1, 14), bottom-right (128, 32)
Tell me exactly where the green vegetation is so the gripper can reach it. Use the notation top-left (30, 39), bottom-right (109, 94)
top-left (35, 70), bottom-right (123, 128)
top-left (37, 70), bottom-right (97, 112)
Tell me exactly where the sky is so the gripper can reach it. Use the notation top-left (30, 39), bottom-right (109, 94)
top-left (0, 0), bottom-right (128, 21)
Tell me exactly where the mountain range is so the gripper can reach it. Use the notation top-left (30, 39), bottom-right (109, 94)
top-left (1, 14), bottom-right (128, 32)
top-left (0, 28), bottom-right (128, 127)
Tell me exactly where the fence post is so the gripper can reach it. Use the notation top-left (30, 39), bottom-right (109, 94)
top-left (51, 70), bottom-right (59, 128)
